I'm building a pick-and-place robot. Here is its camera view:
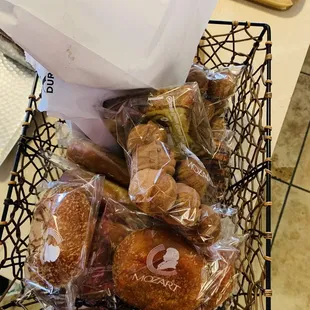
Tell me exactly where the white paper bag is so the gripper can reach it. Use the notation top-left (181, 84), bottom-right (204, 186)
top-left (0, 0), bottom-right (218, 89)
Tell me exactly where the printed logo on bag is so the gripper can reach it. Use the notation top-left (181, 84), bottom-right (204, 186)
top-left (131, 244), bottom-right (181, 292)
top-left (42, 73), bottom-right (54, 94)
top-left (146, 244), bottom-right (179, 276)
top-left (41, 228), bottom-right (63, 263)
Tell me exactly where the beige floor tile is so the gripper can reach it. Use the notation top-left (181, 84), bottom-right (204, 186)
top-left (272, 73), bottom-right (310, 182)
top-left (294, 129), bottom-right (310, 190)
top-left (272, 188), bottom-right (310, 309)
top-left (301, 46), bottom-right (310, 75)
top-left (271, 179), bottom-right (288, 233)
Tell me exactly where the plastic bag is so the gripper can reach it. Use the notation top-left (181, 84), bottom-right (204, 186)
top-left (66, 136), bottom-right (130, 187)
top-left (43, 150), bottom-right (134, 210)
top-left (100, 83), bottom-right (216, 230)
top-left (100, 200), bottom-right (211, 310)
top-left (94, 200), bottom-right (242, 310)
top-left (186, 64), bottom-right (244, 105)
top-left (24, 175), bottom-right (104, 309)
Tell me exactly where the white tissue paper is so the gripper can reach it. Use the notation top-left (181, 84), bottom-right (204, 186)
top-left (0, 0), bottom-right (218, 148)
top-left (0, 0), bottom-right (217, 89)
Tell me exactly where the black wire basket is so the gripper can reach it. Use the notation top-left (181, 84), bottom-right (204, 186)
top-left (0, 20), bottom-right (272, 310)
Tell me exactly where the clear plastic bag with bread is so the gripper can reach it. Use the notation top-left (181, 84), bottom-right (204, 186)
top-left (42, 150), bottom-right (134, 210)
top-left (186, 64), bottom-right (243, 202)
top-left (100, 82), bottom-right (216, 231)
top-left (94, 199), bottom-right (242, 310)
top-left (60, 127), bottom-right (130, 187)
top-left (24, 175), bottom-right (104, 309)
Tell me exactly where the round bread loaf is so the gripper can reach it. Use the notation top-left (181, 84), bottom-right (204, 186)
top-left (129, 169), bottom-right (177, 215)
top-left (113, 228), bottom-right (207, 310)
top-left (186, 64), bottom-right (209, 94)
top-left (175, 158), bottom-right (210, 198)
top-left (131, 141), bottom-right (176, 176)
top-left (187, 205), bottom-right (221, 246)
top-left (127, 121), bottom-right (168, 154)
top-left (26, 184), bottom-right (93, 288)
top-left (164, 183), bottom-right (201, 228)
top-left (207, 71), bottom-right (236, 102)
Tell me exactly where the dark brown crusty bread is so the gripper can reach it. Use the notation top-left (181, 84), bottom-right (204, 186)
top-left (66, 138), bottom-right (130, 186)
top-left (26, 183), bottom-right (95, 288)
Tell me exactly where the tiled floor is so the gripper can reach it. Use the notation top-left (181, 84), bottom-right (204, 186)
top-left (272, 46), bottom-right (310, 309)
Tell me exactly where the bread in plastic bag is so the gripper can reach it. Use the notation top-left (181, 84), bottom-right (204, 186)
top-left (44, 150), bottom-right (133, 210)
top-left (186, 64), bottom-right (244, 104)
top-left (94, 200), bottom-right (242, 310)
top-left (24, 175), bottom-right (104, 308)
top-left (66, 137), bottom-right (130, 186)
top-left (100, 84), bottom-right (216, 232)
top-left (101, 200), bottom-right (211, 310)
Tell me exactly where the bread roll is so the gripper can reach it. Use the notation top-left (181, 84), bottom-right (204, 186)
top-left (175, 157), bottom-right (211, 198)
top-left (207, 71), bottom-right (236, 102)
top-left (129, 169), bottom-right (177, 215)
top-left (60, 169), bottom-right (133, 208)
top-left (26, 183), bottom-right (95, 288)
top-left (164, 183), bottom-right (201, 227)
top-left (187, 205), bottom-right (221, 246)
top-left (113, 228), bottom-right (207, 310)
top-left (127, 121), bottom-right (168, 154)
top-left (131, 141), bottom-right (176, 176)
top-left (186, 64), bottom-right (209, 94)
top-left (67, 138), bottom-right (129, 186)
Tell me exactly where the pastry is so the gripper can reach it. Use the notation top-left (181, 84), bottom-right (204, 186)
top-left (127, 121), bottom-right (168, 154)
top-left (164, 183), bottom-right (201, 227)
top-left (186, 64), bottom-right (209, 94)
top-left (145, 83), bottom-right (214, 157)
top-left (187, 205), bottom-right (221, 246)
top-left (131, 141), bottom-right (176, 176)
top-left (113, 228), bottom-right (207, 310)
top-left (175, 157), bottom-right (211, 198)
top-left (129, 169), bottom-right (177, 215)
top-left (67, 137), bottom-right (130, 186)
top-left (25, 183), bottom-right (95, 288)
top-left (60, 169), bottom-right (133, 208)
top-left (207, 71), bottom-right (236, 102)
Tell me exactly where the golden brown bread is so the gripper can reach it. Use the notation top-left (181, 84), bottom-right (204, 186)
top-left (127, 121), bottom-right (168, 154)
top-left (207, 71), bottom-right (236, 102)
top-left (113, 228), bottom-right (207, 310)
top-left (26, 184), bottom-right (94, 288)
top-left (164, 183), bottom-right (201, 228)
top-left (60, 169), bottom-right (133, 208)
top-left (131, 141), bottom-right (176, 176)
top-left (175, 157), bottom-right (210, 198)
top-left (187, 205), bottom-right (221, 246)
top-left (66, 138), bottom-right (129, 186)
top-left (129, 169), bottom-right (177, 215)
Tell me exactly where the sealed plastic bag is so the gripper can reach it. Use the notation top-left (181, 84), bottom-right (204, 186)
top-left (100, 83), bottom-right (216, 230)
top-left (101, 200), bottom-right (210, 310)
top-left (24, 175), bottom-right (104, 308)
top-left (66, 136), bottom-right (130, 186)
top-left (186, 64), bottom-right (244, 105)
top-left (94, 200), bottom-right (242, 310)
top-left (43, 150), bottom-right (133, 209)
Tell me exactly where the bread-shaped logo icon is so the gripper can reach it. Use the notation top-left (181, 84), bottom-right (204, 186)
top-left (147, 244), bottom-right (179, 276)
top-left (43, 243), bottom-right (60, 263)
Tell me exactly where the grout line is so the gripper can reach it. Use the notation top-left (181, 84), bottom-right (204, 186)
top-left (301, 71), bottom-right (310, 77)
top-left (272, 121), bottom-right (310, 248)
top-left (271, 176), bottom-right (310, 194)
